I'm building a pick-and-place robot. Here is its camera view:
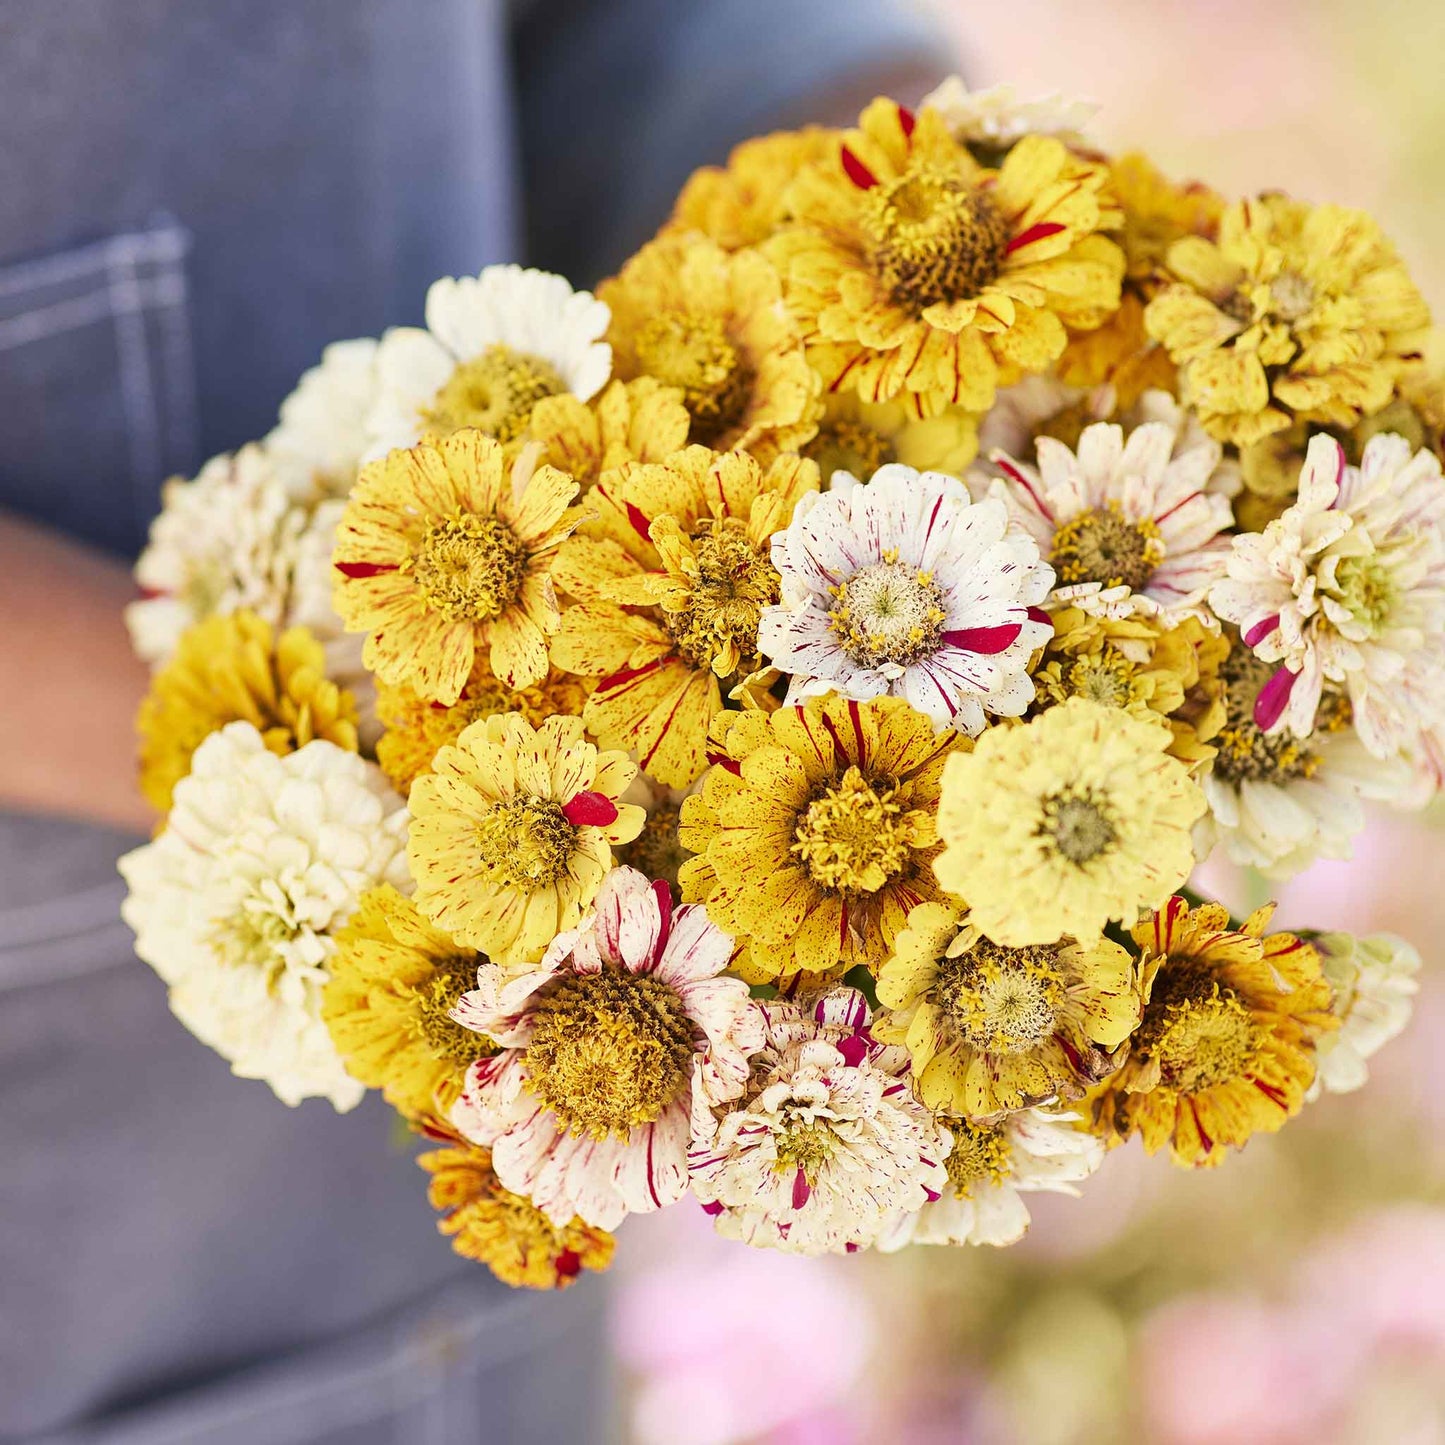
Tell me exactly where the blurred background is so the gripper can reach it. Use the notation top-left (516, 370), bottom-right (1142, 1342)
top-left (613, 3), bottom-right (1445, 1441)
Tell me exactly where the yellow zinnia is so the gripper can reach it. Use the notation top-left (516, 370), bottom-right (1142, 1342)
top-left (374, 655), bottom-right (591, 799)
top-left (1029, 605), bottom-right (1227, 770)
top-left (874, 901), bottom-right (1142, 1119)
top-left (419, 1143), bottom-right (615, 1289)
top-left (407, 713), bottom-right (644, 966)
top-left (323, 885), bottom-right (489, 1120)
top-left (1145, 194), bottom-right (1431, 446)
top-left (677, 693), bottom-right (965, 981)
top-left (668, 126), bottom-right (838, 251)
top-left (1086, 898), bottom-right (1337, 1167)
top-left (528, 376), bottom-right (692, 494)
top-left (599, 231), bottom-right (822, 456)
top-left (137, 610), bottom-right (358, 813)
top-left (331, 431), bottom-right (582, 705)
top-left (935, 698), bottom-right (1205, 947)
top-left (550, 446), bottom-right (819, 787)
top-left (802, 390), bottom-right (980, 483)
top-left (768, 98), bottom-right (1123, 417)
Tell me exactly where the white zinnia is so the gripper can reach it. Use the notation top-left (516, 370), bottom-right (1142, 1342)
top-left (118, 722), bottom-right (410, 1110)
top-left (364, 264), bottom-right (611, 458)
top-left (967, 374), bottom-right (1115, 500)
top-left (921, 75), bottom-right (1098, 147)
top-left (1309, 931), bottom-right (1420, 1097)
top-left (879, 1107), bottom-right (1103, 1251)
top-left (263, 337), bottom-right (381, 502)
top-left (758, 465), bottom-right (1053, 735)
top-left (989, 417), bottom-right (1235, 618)
top-left (688, 990), bottom-right (951, 1257)
top-left (126, 445), bottom-right (305, 665)
top-left (1210, 433), bottom-right (1445, 753)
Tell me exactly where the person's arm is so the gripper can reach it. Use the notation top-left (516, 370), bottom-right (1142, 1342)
top-left (0, 512), bottom-right (152, 833)
top-left (511, 0), bottom-right (953, 283)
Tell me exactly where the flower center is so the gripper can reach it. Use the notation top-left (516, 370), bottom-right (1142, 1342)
top-left (408, 954), bottom-right (487, 1067)
top-left (206, 881), bottom-right (309, 981)
top-left (773, 1120), bottom-right (836, 1187)
top-left (405, 513), bottom-right (530, 624)
top-left (422, 343), bottom-right (566, 444)
top-left (1269, 270), bottom-right (1315, 323)
top-left (943, 1119), bottom-right (1013, 1198)
top-left (804, 420), bottom-right (897, 483)
top-left (523, 968), bottom-right (696, 1138)
top-left (828, 556), bottom-right (946, 670)
top-left (661, 519), bottom-right (780, 675)
top-left (474, 795), bottom-right (577, 891)
top-left (1326, 554), bottom-right (1399, 635)
top-left (632, 311), bottom-right (750, 442)
top-left (1039, 788), bottom-right (1119, 865)
top-left (934, 939), bottom-right (1066, 1055)
top-left (862, 167), bottom-right (1012, 312)
top-left (1213, 644), bottom-right (1323, 785)
top-left (1136, 963), bottom-right (1256, 1094)
top-left (619, 802), bottom-right (692, 891)
top-left (1065, 651), bottom-right (1142, 709)
top-left (1035, 399), bottom-right (1106, 452)
top-left (1049, 503), bottom-right (1165, 593)
top-left (791, 765), bottom-right (914, 893)
top-left (180, 558), bottom-right (230, 620)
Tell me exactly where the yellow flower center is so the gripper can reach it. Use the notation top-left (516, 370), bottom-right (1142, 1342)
top-left (1137, 963), bottom-right (1257, 1094)
top-left (861, 166), bottom-right (1011, 312)
top-left (1327, 554), bottom-right (1399, 634)
top-left (943, 1119), bottom-right (1013, 1198)
top-left (1213, 645), bottom-right (1323, 785)
top-left (1269, 270), bottom-right (1316, 323)
top-left (206, 888), bottom-right (304, 981)
top-left (1064, 650), bottom-right (1143, 710)
top-left (804, 420), bottom-right (897, 482)
top-left (828, 556), bottom-right (946, 669)
top-left (523, 968), bottom-right (695, 1138)
top-left (1049, 503), bottom-right (1165, 592)
top-left (773, 1121), bottom-right (835, 1187)
top-left (619, 802), bottom-right (692, 891)
top-left (406, 954), bottom-right (487, 1067)
top-left (661, 519), bottom-right (780, 675)
top-left (405, 513), bottom-right (530, 624)
top-left (791, 765), bottom-right (914, 893)
top-left (422, 343), bottom-right (566, 443)
top-left (1039, 788), bottom-right (1119, 865)
top-left (632, 311), bottom-right (750, 442)
top-left (475, 795), bottom-right (578, 891)
top-left (935, 939), bottom-right (1067, 1054)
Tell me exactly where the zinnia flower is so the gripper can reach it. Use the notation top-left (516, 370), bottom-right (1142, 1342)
top-left (688, 988), bottom-right (951, 1256)
top-left (1309, 930), bottom-right (1419, 1097)
top-left (599, 231), bottom-right (821, 456)
top-left (449, 866), bottom-right (760, 1229)
top-left (878, 1106), bottom-right (1103, 1250)
top-left (1209, 432), bottom-right (1445, 757)
top-left (322, 885), bottom-right (492, 1120)
top-left (406, 712), bottom-right (644, 966)
top-left (528, 376), bottom-right (691, 493)
top-left (803, 390), bottom-right (980, 485)
top-left (1145, 195), bottom-right (1431, 446)
top-left (988, 417), bottom-right (1235, 616)
top-left (873, 901), bottom-right (1143, 1118)
top-left (678, 694), bottom-right (964, 981)
top-left (118, 722), bottom-right (409, 1110)
top-left (137, 610), bottom-right (359, 814)
top-left (127, 445), bottom-right (304, 664)
top-left (419, 1141), bottom-right (615, 1289)
top-left (365, 264), bottom-right (611, 457)
top-left (758, 464), bottom-right (1053, 734)
top-left (331, 430), bottom-right (582, 704)
top-left (768, 98), bottom-right (1123, 417)
top-left (1087, 898), bottom-right (1336, 1167)
top-left (264, 337), bottom-right (380, 501)
top-left (935, 698), bottom-right (1205, 947)
top-left (550, 446), bottom-right (818, 787)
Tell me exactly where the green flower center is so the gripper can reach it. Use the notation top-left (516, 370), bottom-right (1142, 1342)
top-left (423, 343), bottom-right (566, 443)
top-left (1327, 554), bottom-right (1399, 635)
top-left (1040, 788), bottom-right (1119, 865)
top-left (524, 968), bottom-right (695, 1138)
top-left (863, 166), bottom-right (1011, 312)
top-left (828, 556), bottom-right (946, 669)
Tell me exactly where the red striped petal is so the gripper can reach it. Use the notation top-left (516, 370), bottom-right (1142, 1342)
top-left (897, 104), bottom-right (916, 140)
top-left (334, 560), bottom-right (398, 579)
top-left (840, 145), bottom-right (878, 190)
top-left (561, 791), bottom-right (619, 828)
top-left (1005, 221), bottom-right (1067, 255)
top-left (1243, 613), bottom-right (1279, 649)
top-left (941, 622), bottom-right (1024, 655)
top-left (1253, 666), bottom-right (1298, 732)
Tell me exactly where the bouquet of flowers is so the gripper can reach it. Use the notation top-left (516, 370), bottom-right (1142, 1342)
top-left (119, 78), bottom-right (1436, 1290)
